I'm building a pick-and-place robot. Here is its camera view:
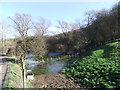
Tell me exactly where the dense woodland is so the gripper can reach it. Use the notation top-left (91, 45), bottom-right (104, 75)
top-left (47, 2), bottom-right (120, 54)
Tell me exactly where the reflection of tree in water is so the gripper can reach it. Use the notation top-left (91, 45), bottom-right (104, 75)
top-left (26, 57), bottom-right (66, 74)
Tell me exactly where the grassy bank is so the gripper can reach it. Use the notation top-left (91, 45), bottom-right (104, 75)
top-left (62, 39), bottom-right (120, 88)
top-left (2, 58), bottom-right (34, 88)
top-left (2, 58), bottom-right (23, 88)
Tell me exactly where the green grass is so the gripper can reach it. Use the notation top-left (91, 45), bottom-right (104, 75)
top-left (3, 62), bottom-right (23, 88)
top-left (3, 58), bottom-right (34, 88)
top-left (62, 39), bottom-right (120, 88)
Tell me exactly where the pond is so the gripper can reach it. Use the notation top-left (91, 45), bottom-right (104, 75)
top-left (26, 53), bottom-right (69, 75)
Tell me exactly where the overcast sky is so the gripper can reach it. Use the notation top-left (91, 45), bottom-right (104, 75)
top-left (0, 0), bottom-right (119, 38)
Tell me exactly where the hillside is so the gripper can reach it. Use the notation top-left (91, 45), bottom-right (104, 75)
top-left (62, 39), bottom-right (120, 88)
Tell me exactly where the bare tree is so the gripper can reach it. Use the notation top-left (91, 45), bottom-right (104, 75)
top-left (84, 10), bottom-right (97, 26)
top-left (9, 13), bottom-right (32, 37)
top-left (33, 17), bottom-right (51, 36)
top-left (56, 20), bottom-right (78, 52)
top-left (56, 20), bottom-right (80, 36)
top-left (32, 17), bottom-right (50, 59)
top-left (9, 13), bottom-right (32, 55)
top-left (0, 19), bottom-right (9, 54)
top-left (75, 18), bottom-right (82, 29)
top-left (9, 13), bottom-right (32, 88)
top-left (56, 20), bottom-right (71, 36)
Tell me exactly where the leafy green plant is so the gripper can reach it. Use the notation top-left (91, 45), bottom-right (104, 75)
top-left (62, 39), bottom-right (120, 88)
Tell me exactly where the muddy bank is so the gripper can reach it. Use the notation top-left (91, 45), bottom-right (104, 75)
top-left (32, 73), bottom-right (82, 88)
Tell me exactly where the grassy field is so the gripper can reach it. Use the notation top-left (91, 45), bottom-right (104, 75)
top-left (62, 39), bottom-right (120, 88)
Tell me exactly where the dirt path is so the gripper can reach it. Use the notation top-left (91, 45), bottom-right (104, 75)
top-left (32, 73), bottom-right (82, 88)
top-left (0, 57), bottom-right (7, 89)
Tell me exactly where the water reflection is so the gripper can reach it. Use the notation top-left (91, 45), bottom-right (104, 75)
top-left (26, 57), bottom-right (39, 70)
top-left (26, 54), bottom-right (66, 74)
top-left (47, 61), bottom-right (65, 73)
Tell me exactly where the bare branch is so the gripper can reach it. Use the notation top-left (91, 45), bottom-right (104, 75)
top-left (9, 13), bottom-right (32, 37)
top-left (33, 17), bottom-right (51, 36)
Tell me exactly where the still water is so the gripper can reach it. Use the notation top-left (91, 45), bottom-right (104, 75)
top-left (26, 53), bottom-right (67, 75)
